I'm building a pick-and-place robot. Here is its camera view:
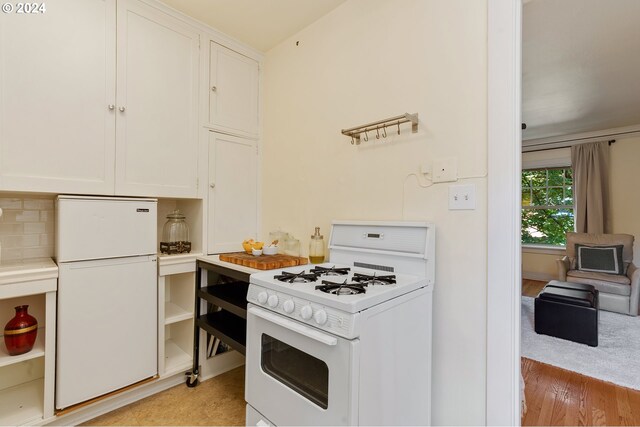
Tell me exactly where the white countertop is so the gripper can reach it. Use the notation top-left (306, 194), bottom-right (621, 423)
top-left (157, 252), bottom-right (202, 266)
top-left (197, 254), bottom-right (261, 275)
top-left (157, 252), bottom-right (202, 276)
top-left (0, 257), bottom-right (58, 286)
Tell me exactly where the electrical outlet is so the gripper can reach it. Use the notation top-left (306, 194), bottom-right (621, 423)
top-left (433, 157), bottom-right (457, 183)
top-left (449, 184), bottom-right (476, 210)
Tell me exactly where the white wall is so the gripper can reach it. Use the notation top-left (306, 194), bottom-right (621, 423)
top-left (522, 250), bottom-right (564, 281)
top-left (262, 0), bottom-right (488, 424)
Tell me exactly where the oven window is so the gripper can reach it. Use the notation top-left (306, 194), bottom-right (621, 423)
top-left (261, 334), bottom-right (329, 409)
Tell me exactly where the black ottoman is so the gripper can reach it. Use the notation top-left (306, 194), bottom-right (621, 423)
top-left (534, 281), bottom-right (599, 347)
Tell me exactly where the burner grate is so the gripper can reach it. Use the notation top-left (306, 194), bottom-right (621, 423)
top-left (352, 272), bottom-right (397, 286)
top-left (310, 265), bottom-right (351, 276)
top-left (315, 279), bottom-right (367, 295)
top-left (274, 270), bottom-right (319, 283)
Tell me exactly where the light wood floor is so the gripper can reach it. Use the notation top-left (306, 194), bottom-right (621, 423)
top-left (522, 278), bottom-right (546, 297)
top-left (521, 279), bottom-right (640, 426)
top-left (82, 367), bottom-right (245, 426)
top-left (521, 358), bottom-right (640, 426)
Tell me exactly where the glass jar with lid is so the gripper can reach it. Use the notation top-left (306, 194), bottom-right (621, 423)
top-left (160, 209), bottom-right (191, 254)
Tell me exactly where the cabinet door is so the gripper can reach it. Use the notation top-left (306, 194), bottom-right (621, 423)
top-left (115, 0), bottom-right (199, 198)
top-left (209, 42), bottom-right (259, 137)
top-left (208, 133), bottom-right (258, 254)
top-left (0, 0), bottom-right (116, 195)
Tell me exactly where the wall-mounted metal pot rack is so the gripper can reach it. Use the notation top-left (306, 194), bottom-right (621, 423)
top-left (341, 113), bottom-right (419, 145)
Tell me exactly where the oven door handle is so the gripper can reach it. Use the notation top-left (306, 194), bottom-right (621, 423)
top-left (249, 306), bottom-right (338, 346)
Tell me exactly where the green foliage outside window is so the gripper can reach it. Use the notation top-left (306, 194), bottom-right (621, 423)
top-left (521, 167), bottom-right (574, 245)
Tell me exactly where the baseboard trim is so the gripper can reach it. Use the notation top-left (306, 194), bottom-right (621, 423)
top-left (523, 271), bottom-right (555, 282)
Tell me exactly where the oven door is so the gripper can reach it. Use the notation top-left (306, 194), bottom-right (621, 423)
top-left (246, 304), bottom-right (359, 426)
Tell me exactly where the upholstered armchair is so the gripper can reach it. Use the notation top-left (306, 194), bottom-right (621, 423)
top-left (557, 232), bottom-right (640, 316)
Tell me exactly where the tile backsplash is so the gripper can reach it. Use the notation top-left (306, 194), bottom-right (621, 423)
top-left (0, 195), bottom-right (55, 262)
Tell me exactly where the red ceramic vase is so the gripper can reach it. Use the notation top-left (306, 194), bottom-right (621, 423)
top-left (4, 305), bottom-right (38, 356)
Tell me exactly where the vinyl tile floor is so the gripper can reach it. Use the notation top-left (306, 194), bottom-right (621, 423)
top-left (82, 367), bottom-right (246, 426)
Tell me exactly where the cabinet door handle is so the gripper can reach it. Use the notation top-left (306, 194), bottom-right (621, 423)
top-left (211, 86), bottom-right (217, 92)
top-left (108, 104), bottom-right (115, 111)
top-left (209, 183), bottom-right (216, 189)
top-left (119, 106), bottom-right (126, 112)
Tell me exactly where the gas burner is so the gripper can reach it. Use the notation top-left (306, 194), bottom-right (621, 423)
top-left (310, 265), bottom-right (351, 276)
top-left (352, 272), bottom-right (397, 286)
top-left (274, 270), bottom-right (319, 283)
top-left (315, 279), bottom-right (367, 295)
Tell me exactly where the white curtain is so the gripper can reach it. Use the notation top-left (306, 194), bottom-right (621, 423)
top-left (571, 141), bottom-right (610, 234)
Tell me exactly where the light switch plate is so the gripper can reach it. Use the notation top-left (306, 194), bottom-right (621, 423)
top-left (433, 157), bottom-right (457, 183)
top-left (449, 184), bottom-right (476, 210)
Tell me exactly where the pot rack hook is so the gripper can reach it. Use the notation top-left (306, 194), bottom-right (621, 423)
top-left (341, 113), bottom-right (419, 144)
top-left (351, 135), bottom-right (355, 145)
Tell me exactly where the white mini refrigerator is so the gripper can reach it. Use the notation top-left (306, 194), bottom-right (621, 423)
top-left (55, 196), bottom-right (158, 409)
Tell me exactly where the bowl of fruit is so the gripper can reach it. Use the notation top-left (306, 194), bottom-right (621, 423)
top-left (242, 239), bottom-right (264, 254)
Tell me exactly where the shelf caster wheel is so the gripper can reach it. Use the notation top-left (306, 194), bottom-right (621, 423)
top-left (185, 371), bottom-right (199, 388)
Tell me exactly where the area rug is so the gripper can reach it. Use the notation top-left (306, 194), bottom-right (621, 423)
top-left (521, 296), bottom-right (640, 390)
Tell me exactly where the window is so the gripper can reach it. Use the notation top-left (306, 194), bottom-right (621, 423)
top-left (261, 334), bottom-right (329, 409)
top-left (521, 167), bottom-right (574, 245)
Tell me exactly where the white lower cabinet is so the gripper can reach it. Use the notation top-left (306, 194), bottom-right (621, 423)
top-left (0, 262), bottom-right (57, 426)
top-left (207, 132), bottom-right (258, 254)
top-left (158, 255), bottom-right (196, 377)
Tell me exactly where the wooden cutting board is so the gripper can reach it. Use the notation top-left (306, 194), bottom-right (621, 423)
top-left (219, 252), bottom-right (308, 270)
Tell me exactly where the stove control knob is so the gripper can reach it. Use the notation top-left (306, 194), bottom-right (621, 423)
top-left (314, 309), bottom-right (328, 325)
top-left (268, 295), bottom-right (279, 308)
top-left (283, 299), bottom-right (295, 313)
top-left (257, 292), bottom-right (268, 304)
top-left (300, 305), bottom-right (313, 320)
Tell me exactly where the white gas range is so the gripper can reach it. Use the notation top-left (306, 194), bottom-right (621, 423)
top-left (245, 221), bottom-right (435, 426)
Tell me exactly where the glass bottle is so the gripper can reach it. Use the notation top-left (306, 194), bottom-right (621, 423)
top-left (160, 209), bottom-right (191, 254)
top-left (309, 227), bottom-right (325, 264)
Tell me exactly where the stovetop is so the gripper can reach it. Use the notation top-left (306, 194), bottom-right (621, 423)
top-left (249, 262), bottom-right (427, 314)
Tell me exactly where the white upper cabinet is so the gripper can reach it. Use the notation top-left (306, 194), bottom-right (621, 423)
top-left (0, 0), bottom-right (200, 198)
top-left (208, 132), bottom-right (257, 254)
top-left (209, 42), bottom-right (259, 137)
top-left (0, 0), bottom-right (116, 194)
top-left (115, 0), bottom-right (200, 198)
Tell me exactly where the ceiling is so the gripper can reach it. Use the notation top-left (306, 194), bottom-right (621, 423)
top-left (158, 0), bottom-right (347, 52)
top-left (522, 0), bottom-right (640, 140)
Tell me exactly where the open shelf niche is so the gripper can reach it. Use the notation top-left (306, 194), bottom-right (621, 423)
top-left (158, 259), bottom-right (196, 378)
top-left (0, 282), bottom-right (55, 426)
top-left (157, 198), bottom-right (203, 256)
